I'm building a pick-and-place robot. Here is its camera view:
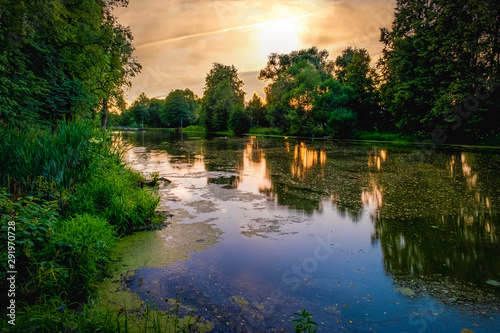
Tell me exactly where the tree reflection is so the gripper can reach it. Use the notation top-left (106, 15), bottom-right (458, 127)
top-left (372, 213), bottom-right (500, 285)
top-left (371, 149), bottom-right (500, 287)
top-left (248, 140), bottom-right (369, 216)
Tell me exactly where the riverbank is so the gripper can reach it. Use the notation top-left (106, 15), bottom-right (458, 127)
top-left (0, 121), bottom-right (192, 332)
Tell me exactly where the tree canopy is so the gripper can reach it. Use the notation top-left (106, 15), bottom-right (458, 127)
top-left (162, 89), bottom-right (197, 128)
top-left (258, 47), bottom-right (371, 136)
top-left (0, 0), bottom-right (140, 130)
top-left (378, 0), bottom-right (500, 141)
top-left (200, 63), bottom-right (246, 132)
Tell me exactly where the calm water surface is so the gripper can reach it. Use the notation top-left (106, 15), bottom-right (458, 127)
top-left (113, 130), bottom-right (500, 332)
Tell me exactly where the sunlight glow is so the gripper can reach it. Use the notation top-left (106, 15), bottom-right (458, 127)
top-left (259, 18), bottom-right (300, 60)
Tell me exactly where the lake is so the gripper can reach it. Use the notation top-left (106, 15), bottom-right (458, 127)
top-left (107, 130), bottom-right (500, 332)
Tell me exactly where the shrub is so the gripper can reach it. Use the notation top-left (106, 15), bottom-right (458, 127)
top-left (327, 107), bottom-right (357, 138)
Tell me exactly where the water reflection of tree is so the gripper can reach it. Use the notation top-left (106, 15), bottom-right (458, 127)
top-left (203, 139), bottom-right (245, 173)
top-left (371, 149), bottom-right (500, 287)
top-left (372, 214), bottom-right (500, 284)
top-left (258, 140), bottom-right (370, 217)
top-left (117, 132), bottom-right (500, 289)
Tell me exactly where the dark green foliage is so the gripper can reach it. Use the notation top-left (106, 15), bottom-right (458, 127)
top-left (127, 92), bottom-right (151, 127)
top-left (0, 120), bottom-right (110, 198)
top-left (258, 46), bottom-right (333, 83)
top-left (246, 93), bottom-right (269, 127)
top-left (148, 98), bottom-right (166, 128)
top-left (259, 47), bottom-right (366, 136)
top-left (292, 310), bottom-right (318, 333)
top-left (0, 121), bottom-right (159, 307)
top-left (200, 63), bottom-right (246, 132)
top-left (0, 192), bottom-right (59, 297)
top-left (52, 214), bottom-right (115, 295)
top-left (334, 47), bottom-right (380, 130)
top-left (162, 89), bottom-right (197, 128)
top-left (0, 0), bottom-right (140, 130)
top-left (327, 107), bottom-right (357, 138)
top-left (379, 0), bottom-right (500, 142)
top-left (68, 161), bottom-right (160, 232)
top-left (229, 105), bottom-right (251, 135)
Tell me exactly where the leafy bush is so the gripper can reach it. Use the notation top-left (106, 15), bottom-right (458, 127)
top-left (353, 130), bottom-right (412, 142)
top-left (183, 125), bottom-right (207, 132)
top-left (248, 127), bottom-right (283, 136)
top-left (0, 191), bottom-right (59, 302)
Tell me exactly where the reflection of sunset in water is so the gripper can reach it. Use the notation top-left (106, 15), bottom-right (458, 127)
top-left (448, 153), bottom-right (491, 211)
top-left (291, 142), bottom-right (327, 178)
top-left (362, 179), bottom-right (383, 216)
top-left (368, 148), bottom-right (387, 170)
top-left (461, 153), bottom-right (478, 189)
top-left (240, 139), bottom-right (273, 194)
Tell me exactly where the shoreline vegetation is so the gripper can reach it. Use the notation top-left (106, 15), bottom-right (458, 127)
top-left (0, 121), bottom-right (193, 332)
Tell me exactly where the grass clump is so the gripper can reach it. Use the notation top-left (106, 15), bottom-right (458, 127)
top-left (67, 159), bottom-right (160, 233)
top-left (182, 125), bottom-right (207, 133)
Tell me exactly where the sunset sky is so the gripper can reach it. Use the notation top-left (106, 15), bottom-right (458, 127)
top-left (114, 0), bottom-right (396, 103)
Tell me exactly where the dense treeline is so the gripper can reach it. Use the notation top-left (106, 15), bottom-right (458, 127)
top-left (0, 0), bottom-right (140, 130)
top-left (379, 0), bottom-right (500, 143)
top-left (119, 0), bottom-right (499, 143)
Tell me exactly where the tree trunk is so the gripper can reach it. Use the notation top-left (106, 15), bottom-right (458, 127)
top-left (101, 98), bottom-right (108, 130)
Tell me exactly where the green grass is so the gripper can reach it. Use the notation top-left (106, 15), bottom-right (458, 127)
top-left (248, 127), bottom-right (283, 136)
top-left (0, 295), bottom-right (205, 333)
top-left (352, 130), bottom-right (414, 142)
top-left (0, 121), bottom-right (163, 331)
top-left (183, 125), bottom-right (207, 133)
top-left (213, 129), bottom-right (235, 137)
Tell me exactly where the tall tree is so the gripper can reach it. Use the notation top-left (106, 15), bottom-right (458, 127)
top-left (0, 0), bottom-right (140, 130)
top-left (379, 0), bottom-right (500, 141)
top-left (162, 89), bottom-right (197, 129)
top-left (129, 92), bottom-right (150, 126)
top-left (246, 93), bottom-right (268, 127)
top-left (201, 63), bottom-right (245, 132)
top-left (258, 47), bottom-right (337, 134)
top-left (334, 47), bottom-right (380, 130)
top-left (98, 17), bottom-right (141, 130)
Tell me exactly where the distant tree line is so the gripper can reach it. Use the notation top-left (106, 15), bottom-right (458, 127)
top-left (116, 89), bottom-right (198, 129)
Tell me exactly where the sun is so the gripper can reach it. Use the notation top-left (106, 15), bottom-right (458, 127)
top-left (259, 18), bottom-right (300, 60)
